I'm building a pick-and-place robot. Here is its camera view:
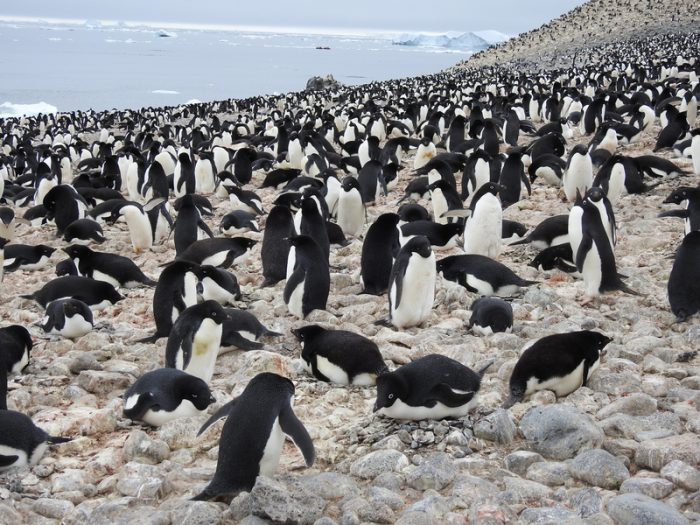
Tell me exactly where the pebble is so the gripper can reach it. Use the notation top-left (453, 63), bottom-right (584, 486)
top-left (568, 449), bottom-right (630, 489)
top-left (660, 460), bottom-right (700, 491)
top-left (249, 475), bottom-right (325, 524)
top-left (519, 506), bottom-right (585, 525)
top-left (123, 430), bottom-right (171, 464)
top-left (504, 451), bottom-right (544, 476)
top-left (526, 461), bottom-right (572, 486)
top-left (406, 452), bottom-right (457, 491)
top-left (473, 409), bottom-right (517, 444)
top-left (349, 450), bottom-right (409, 480)
top-left (619, 476), bottom-right (675, 499)
top-left (606, 493), bottom-right (690, 525)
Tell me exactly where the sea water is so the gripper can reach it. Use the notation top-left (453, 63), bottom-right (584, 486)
top-left (0, 19), bottom-right (506, 116)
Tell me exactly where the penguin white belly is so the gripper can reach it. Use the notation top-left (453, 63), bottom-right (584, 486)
top-left (337, 192), bottom-right (364, 237)
top-left (286, 247), bottom-right (297, 280)
top-left (154, 214), bottom-right (171, 244)
top-left (124, 213), bottom-right (153, 251)
top-left (11, 350), bottom-right (29, 374)
top-left (550, 234), bottom-right (570, 248)
top-left (563, 158), bottom-right (593, 201)
top-left (465, 274), bottom-right (495, 296)
top-left (378, 394), bottom-right (478, 421)
top-left (201, 251), bottom-right (228, 267)
top-left (28, 442), bottom-right (49, 467)
top-left (581, 243), bottom-right (603, 297)
top-left (259, 417), bottom-right (285, 476)
top-left (431, 189), bottom-right (448, 225)
top-left (195, 164), bottom-right (216, 194)
top-left (141, 399), bottom-right (202, 427)
top-left (351, 373), bottom-right (377, 386)
top-left (0, 444), bottom-right (29, 471)
top-left (287, 276), bottom-right (305, 319)
top-left (314, 355), bottom-right (350, 385)
top-left (526, 360), bottom-right (587, 397)
top-left (17, 255), bottom-right (51, 271)
top-left (607, 164), bottom-right (626, 203)
top-left (184, 319), bottom-right (222, 383)
top-left (538, 167), bottom-right (562, 187)
top-left (464, 197), bottom-right (502, 258)
top-left (201, 278), bottom-right (237, 305)
top-left (435, 236), bottom-right (460, 251)
top-left (391, 253), bottom-right (436, 328)
top-left (60, 314), bottom-right (93, 339)
top-left (184, 272), bottom-right (199, 307)
top-left (691, 136), bottom-right (700, 176)
top-left (92, 269), bottom-right (121, 289)
top-left (568, 207), bottom-right (584, 260)
top-left (90, 299), bottom-right (113, 311)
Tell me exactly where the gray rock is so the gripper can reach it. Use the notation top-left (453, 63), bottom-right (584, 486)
top-left (519, 405), bottom-right (604, 460)
top-left (0, 504), bottom-right (21, 523)
top-left (473, 409), bottom-right (517, 444)
top-left (568, 487), bottom-right (602, 518)
top-left (606, 493), bottom-right (689, 525)
top-left (660, 460), bottom-right (700, 491)
top-left (51, 469), bottom-right (90, 494)
top-left (77, 370), bottom-right (132, 395)
top-left (349, 449), bottom-right (409, 479)
top-left (398, 493), bottom-right (451, 524)
top-left (123, 430), bottom-right (170, 464)
top-left (239, 517), bottom-right (273, 525)
top-left (450, 474), bottom-right (499, 507)
top-left (372, 472), bottom-right (404, 491)
top-left (587, 371), bottom-right (641, 395)
top-left (305, 74), bottom-right (342, 91)
top-left (157, 417), bottom-right (202, 449)
top-left (33, 498), bottom-right (75, 520)
top-left (501, 477), bottom-right (552, 504)
top-left (170, 500), bottom-right (224, 525)
top-left (635, 433), bottom-right (700, 471)
top-left (368, 486), bottom-right (405, 510)
top-left (504, 450), bottom-right (544, 476)
top-left (569, 449), bottom-right (630, 489)
top-left (599, 412), bottom-right (682, 440)
top-left (596, 393), bottom-right (657, 418)
top-left (519, 506), bottom-right (585, 525)
top-left (406, 452), bottom-right (457, 491)
top-left (300, 472), bottom-right (358, 500)
top-left (526, 461), bottom-right (572, 486)
top-left (620, 477), bottom-right (674, 499)
top-left (341, 497), bottom-right (394, 524)
top-left (249, 475), bottom-right (325, 525)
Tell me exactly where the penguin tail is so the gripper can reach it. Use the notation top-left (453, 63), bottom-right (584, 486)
top-left (508, 237), bottom-right (531, 246)
top-left (191, 487), bottom-right (216, 502)
top-left (615, 279), bottom-right (640, 296)
top-left (20, 294), bottom-right (35, 301)
top-left (197, 398), bottom-right (238, 437)
top-left (260, 276), bottom-right (282, 288)
top-left (48, 436), bottom-right (72, 444)
top-left (477, 359), bottom-right (495, 377)
top-left (140, 277), bottom-right (158, 287)
top-left (134, 333), bottom-right (163, 344)
top-left (517, 279), bottom-right (539, 287)
top-left (373, 317), bottom-right (392, 328)
top-left (262, 328), bottom-right (283, 338)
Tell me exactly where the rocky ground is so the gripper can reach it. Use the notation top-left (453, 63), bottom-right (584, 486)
top-left (0, 107), bottom-right (698, 525)
top-left (458, 0), bottom-right (698, 70)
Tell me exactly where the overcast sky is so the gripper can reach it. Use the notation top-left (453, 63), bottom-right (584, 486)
top-left (2, 1), bottom-right (586, 34)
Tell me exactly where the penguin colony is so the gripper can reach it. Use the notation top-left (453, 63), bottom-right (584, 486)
top-left (0, 24), bottom-right (699, 515)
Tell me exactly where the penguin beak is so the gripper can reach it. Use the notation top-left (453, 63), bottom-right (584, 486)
top-left (372, 402), bottom-right (380, 413)
top-left (209, 394), bottom-right (216, 404)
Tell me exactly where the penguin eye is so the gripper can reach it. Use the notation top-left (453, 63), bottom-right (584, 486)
top-left (388, 393), bottom-right (394, 400)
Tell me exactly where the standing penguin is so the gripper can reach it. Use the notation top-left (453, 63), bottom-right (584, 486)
top-left (563, 145), bottom-right (593, 202)
top-left (109, 200), bottom-right (163, 253)
top-left (284, 235), bottom-right (330, 319)
top-left (123, 368), bottom-right (215, 427)
top-left (173, 151), bottom-right (196, 197)
top-left (261, 205), bottom-right (294, 287)
top-left (291, 325), bottom-right (387, 385)
top-left (576, 196), bottom-right (635, 301)
top-left (138, 260), bottom-right (200, 342)
top-left (503, 331), bottom-right (610, 407)
top-left (499, 152), bottom-right (531, 208)
top-left (668, 231), bottom-right (700, 322)
top-left (463, 182), bottom-right (503, 259)
top-left (174, 194), bottom-right (214, 255)
top-left (387, 236), bottom-right (436, 329)
top-left (361, 213), bottom-right (400, 295)
top-left (337, 176), bottom-right (366, 237)
top-left (165, 300), bottom-right (228, 384)
top-left (42, 185), bottom-right (88, 235)
top-left (374, 354), bottom-right (490, 420)
top-left (193, 373), bottom-right (315, 502)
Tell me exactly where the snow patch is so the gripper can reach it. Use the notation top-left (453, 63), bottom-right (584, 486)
top-left (151, 90), bottom-right (179, 95)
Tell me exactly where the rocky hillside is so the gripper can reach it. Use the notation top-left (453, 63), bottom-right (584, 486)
top-left (460, 0), bottom-right (698, 69)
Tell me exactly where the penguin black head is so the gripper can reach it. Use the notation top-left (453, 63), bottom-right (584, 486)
top-left (291, 324), bottom-right (325, 343)
top-left (1, 325), bottom-right (33, 355)
top-left (341, 176), bottom-right (360, 192)
top-left (0, 207), bottom-right (14, 225)
top-left (62, 244), bottom-right (91, 259)
top-left (481, 182), bottom-right (505, 196)
top-left (200, 299), bottom-right (229, 325)
top-left (397, 203), bottom-right (430, 223)
top-left (38, 245), bottom-right (57, 257)
top-left (663, 186), bottom-right (697, 205)
top-left (62, 300), bottom-right (85, 318)
top-left (238, 238), bottom-right (258, 251)
top-left (373, 372), bottom-right (406, 413)
top-left (178, 374), bottom-right (216, 410)
top-left (404, 235), bottom-right (432, 258)
top-left (582, 330), bottom-right (612, 351)
top-left (585, 187), bottom-right (606, 203)
top-left (570, 144), bottom-right (589, 157)
top-left (56, 258), bottom-right (77, 276)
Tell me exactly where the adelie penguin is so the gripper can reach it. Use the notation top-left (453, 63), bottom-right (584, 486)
top-left (177, 237), bottom-right (257, 269)
top-left (193, 373), bottom-right (314, 502)
top-left (0, 325), bottom-right (33, 375)
top-left (3, 244), bottom-right (55, 272)
top-left (63, 219), bottom-right (105, 245)
top-left (374, 354), bottom-right (491, 420)
top-left (503, 330), bottom-right (611, 407)
top-left (336, 176), bottom-right (365, 237)
top-left (22, 276), bottom-right (123, 310)
top-left (62, 245), bottom-right (156, 289)
top-left (463, 182), bottom-right (503, 259)
top-left (198, 265), bottom-right (241, 306)
top-left (562, 145), bottom-right (593, 202)
top-left (468, 297), bottom-right (513, 335)
top-left (284, 235), bottom-right (330, 319)
top-left (668, 231), bottom-right (700, 322)
top-left (385, 235), bottom-right (436, 329)
top-left (138, 260), bottom-right (200, 343)
top-left (173, 193), bottom-right (214, 255)
top-left (123, 368), bottom-right (215, 427)
top-left (436, 254), bottom-right (536, 297)
top-left (260, 205), bottom-right (294, 287)
top-left (399, 220), bottom-right (463, 250)
top-left (220, 308), bottom-right (281, 351)
top-left (219, 210), bottom-right (259, 235)
top-left (41, 298), bottom-right (94, 340)
top-left (360, 213), bottom-right (400, 295)
top-left (510, 214), bottom-right (570, 250)
top-left (292, 325), bottom-right (388, 385)
top-left (659, 186), bottom-right (700, 234)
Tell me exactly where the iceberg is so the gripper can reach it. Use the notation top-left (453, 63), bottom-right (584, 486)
top-left (156, 29), bottom-right (177, 38)
top-left (0, 101), bottom-right (57, 119)
top-left (473, 30), bottom-right (511, 45)
top-left (392, 31), bottom-right (490, 51)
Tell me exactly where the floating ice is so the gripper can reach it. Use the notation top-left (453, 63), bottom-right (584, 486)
top-left (0, 101), bottom-right (57, 119)
top-left (392, 31), bottom-right (491, 51)
top-left (151, 90), bottom-right (180, 95)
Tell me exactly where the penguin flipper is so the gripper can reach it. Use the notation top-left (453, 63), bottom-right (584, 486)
top-left (47, 435), bottom-right (72, 444)
top-left (220, 331), bottom-right (263, 351)
top-left (134, 333), bottom-right (163, 344)
top-left (574, 233), bottom-right (593, 272)
top-left (197, 398), bottom-right (238, 437)
top-left (124, 391), bottom-right (158, 422)
top-left (658, 210), bottom-right (688, 219)
top-left (0, 455), bottom-right (19, 467)
top-left (279, 404), bottom-right (315, 467)
top-left (198, 219), bottom-right (215, 239)
top-left (427, 383), bottom-right (476, 407)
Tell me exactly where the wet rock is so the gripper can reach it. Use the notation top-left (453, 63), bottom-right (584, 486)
top-left (349, 449), bottom-right (409, 479)
top-left (123, 430), bottom-right (170, 464)
top-left (619, 476), bottom-right (674, 499)
top-left (519, 405), bottom-right (604, 460)
top-left (406, 452), bottom-right (457, 491)
top-left (473, 409), bottom-right (517, 444)
top-left (569, 449), bottom-right (630, 489)
top-left (526, 461), bottom-right (572, 486)
top-left (606, 493), bottom-right (690, 525)
top-left (504, 450), bottom-right (544, 476)
top-left (635, 433), bottom-right (700, 471)
top-left (660, 460), bottom-right (700, 491)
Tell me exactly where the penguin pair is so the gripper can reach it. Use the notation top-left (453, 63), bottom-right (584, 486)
top-left (22, 276), bottom-right (123, 311)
